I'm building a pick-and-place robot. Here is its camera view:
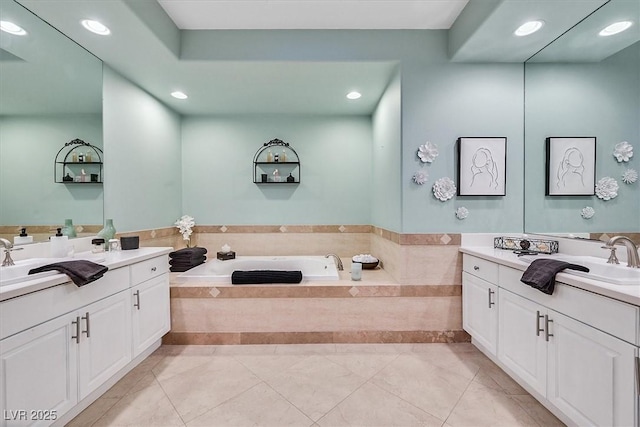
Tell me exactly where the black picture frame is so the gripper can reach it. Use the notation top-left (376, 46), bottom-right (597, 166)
top-left (545, 137), bottom-right (596, 196)
top-left (457, 137), bottom-right (507, 196)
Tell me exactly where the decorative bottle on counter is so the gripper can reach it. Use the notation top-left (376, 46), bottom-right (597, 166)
top-left (62, 219), bottom-right (77, 238)
top-left (97, 218), bottom-right (116, 242)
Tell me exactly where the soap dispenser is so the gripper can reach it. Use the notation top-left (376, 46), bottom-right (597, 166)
top-left (50, 228), bottom-right (69, 258)
top-left (14, 228), bottom-right (33, 245)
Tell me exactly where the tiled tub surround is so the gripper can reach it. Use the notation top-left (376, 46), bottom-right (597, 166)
top-left (165, 225), bottom-right (467, 345)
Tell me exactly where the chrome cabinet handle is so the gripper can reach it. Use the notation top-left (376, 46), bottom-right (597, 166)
top-left (71, 316), bottom-right (80, 344)
top-left (134, 290), bottom-right (141, 310)
top-left (636, 356), bottom-right (640, 397)
top-left (81, 312), bottom-right (90, 338)
top-left (536, 311), bottom-right (544, 336)
top-left (473, 266), bottom-right (480, 271)
top-left (544, 315), bottom-right (554, 341)
top-left (151, 267), bottom-right (157, 272)
top-left (488, 288), bottom-right (495, 308)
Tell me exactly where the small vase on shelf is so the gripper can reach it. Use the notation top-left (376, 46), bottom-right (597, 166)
top-left (62, 219), bottom-right (77, 238)
top-left (97, 218), bottom-right (116, 241)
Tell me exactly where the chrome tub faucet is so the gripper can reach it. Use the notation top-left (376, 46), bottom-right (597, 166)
top-left (325, 253), bottom-right (344, 271)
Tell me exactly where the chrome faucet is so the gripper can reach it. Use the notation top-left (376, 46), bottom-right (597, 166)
top-left (604, 235), bottom-right (640, 268)
top-left (0, 238), bottom-right (16, 267)
top-left (325, 253), bottom-right (344, 271)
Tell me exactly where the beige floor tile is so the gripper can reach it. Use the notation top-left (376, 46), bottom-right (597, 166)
top-left (93, 375), bottom-right (184, 427)
top-left (511, 395), bottom-right (566, 426)
top-left (323, 353), bottom-right (399, 379)
top-left (152, 353), bottom-right (215, 383)
top-left (469, 355), bottom-right (529, 395)
top-left (233, 354), bottom-right (313, 380)
top-left (334, 343), bottom-right (412, 354)
top-left (264, 355), bottom-right (368, 421)
top-left (317, 382), bottom-right (444, 427)
top-left (153, 345), bottom-right (217, 356)
top-left (274, 343), bottom-right (337, 354)
top-left (186, 382), bottom-right (313, 427)
top-left (158, 356), bottom-right (261, 423)
top-left (445, 378), bottom-right (539, 427)
top-left (212, 344), bottom-right (278, 355)
top-left (66, 396), bottom-right (120, 427)
top-left (370, 353), bottom-right (472, 420)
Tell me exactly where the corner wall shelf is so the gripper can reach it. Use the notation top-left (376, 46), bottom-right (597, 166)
top-left (252, 138), bottom-right (300, 184)
top-left (54, 138), bottom-right (103, 184)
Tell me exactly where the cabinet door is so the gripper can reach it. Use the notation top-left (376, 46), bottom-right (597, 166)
top-left (78, 291), bottom-right (132, 399)
top-left (498, 289), bottom-right (547, 396)
top-left (462, 272), bottom-right (498, 355)
top-left (547, 310), bottom-right (636, 427)
top-left (132, 275), bottom-right (170, 358)
top-left (0, 313), bottom-right (78, 427)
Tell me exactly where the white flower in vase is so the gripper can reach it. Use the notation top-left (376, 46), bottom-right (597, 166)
top-left (175, 215), bottom-right (196, 247)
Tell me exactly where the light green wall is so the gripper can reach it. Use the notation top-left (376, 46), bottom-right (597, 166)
top-left (525, 42), bottom-right (640, 233)
top-left (102, 66), bottom-right (182, 232)
top-left (181, 115), bottom-right (372, 225)
top-left (180, 30), bottom-right (525, 233)
top-left (371, 66), bottom-right (402, 232)
top-left (0, 114), bottom-right (103, 225)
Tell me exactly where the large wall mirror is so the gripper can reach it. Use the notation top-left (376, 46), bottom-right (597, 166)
top-left (524, 0), bottom-right (640, 238)
top-left (0, 0), bottom-right (103, 242)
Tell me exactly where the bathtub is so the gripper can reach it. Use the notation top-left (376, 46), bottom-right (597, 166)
top-left (175, 256), bottom-right (340, 283)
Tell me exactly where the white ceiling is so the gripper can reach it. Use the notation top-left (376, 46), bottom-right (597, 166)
top-left (157, 0), bottom-right (470, 30)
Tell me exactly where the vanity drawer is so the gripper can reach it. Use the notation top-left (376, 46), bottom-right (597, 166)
top-left (463, 254), bottom-right (499, 284)
top-left (130, 255), bottom-right (168, 286)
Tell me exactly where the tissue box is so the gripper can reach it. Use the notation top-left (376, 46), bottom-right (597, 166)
top-left (217, 251), bottom-right (236, 261)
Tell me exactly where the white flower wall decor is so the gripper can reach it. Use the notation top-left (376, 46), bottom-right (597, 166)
top-left (432, 177), bottom-right (456, 201)
top-left (595, 177), bottom-right (619, 200)
top-left (622, 168), bottom-right (638, 184)
top-left (455, 207), bottom-right (469, 220)
top-left (613, 141), bottom-right (633, 162)
top-left (580, 206), bottom-right (595, 219)
top-left (412, 170), bottom-right (428, 185)
top-left (417, 141), bottom-right (439, 163)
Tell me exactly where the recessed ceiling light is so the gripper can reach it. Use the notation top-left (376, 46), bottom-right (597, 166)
top-left (346, 91), bottom-right (362, 100)
top-left (81, 19), bottom-right (110, 35)
top-left (599, 21), bottom-right (633, 36)
top-left (0, 21), bottom-right (27, 36)
top-left (171, 91), bottom-right (188, 100)
top-left (514, 20), bottom-right (544, 37)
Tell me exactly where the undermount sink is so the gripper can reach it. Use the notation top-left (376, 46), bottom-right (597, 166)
top-left (0, 254), bottom-right (107, 288)
top-left (519, 254), bottom-right (640, 286)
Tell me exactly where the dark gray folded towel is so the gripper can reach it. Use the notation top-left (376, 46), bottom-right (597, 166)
top-left (232, 270), bottom-right (303, 285)
top-left (169, 247), bottom-right (207, 260)
top-left (170, 260), bottom-right (205, 273)
top-left (29, 260), bottom-right (109, 287)
top-left (169, 256), bottom-right (206, 267)
top-left (521, 259), bottom-right (589, 295)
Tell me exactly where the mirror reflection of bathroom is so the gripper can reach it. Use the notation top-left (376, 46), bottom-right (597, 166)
top-left (0, 0), bottom-right (103, 244)
top-left (524, 0), bottom-right (640, 243)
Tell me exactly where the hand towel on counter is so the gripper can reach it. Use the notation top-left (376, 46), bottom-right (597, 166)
top-left (28, 260), bottom-right (108, 287)
top-left (520, 259), bottom-right (589, 295)
top-left (231, 270), bottom-right (303, 285)
top-left (169, 247), bottom-right (207, 260)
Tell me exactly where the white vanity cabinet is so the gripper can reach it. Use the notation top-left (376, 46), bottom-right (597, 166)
top-left (0, 250), bottom-right (171, 427)
top-left (462, 255), bottom-right (499, 355)
top-left (462, 253), bottom-right (640, 427)
top-left (131, 257), bottom-right (170, 358)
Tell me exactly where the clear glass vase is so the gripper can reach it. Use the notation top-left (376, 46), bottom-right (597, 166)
top-left (97, 218), bottom-right (116, 241)
top-left (62, 218), bottom-right (77, 238)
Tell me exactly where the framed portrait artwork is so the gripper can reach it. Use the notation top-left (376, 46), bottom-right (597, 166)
top-left (457, 137), bottom-right (507, 196)
top-left (546, 137), bottom-right (596, 196)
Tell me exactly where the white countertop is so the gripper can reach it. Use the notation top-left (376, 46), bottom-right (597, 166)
top-left (0, 247), bottom-right (172, 302)
top-left (460, 246), bottom-right (640, 306)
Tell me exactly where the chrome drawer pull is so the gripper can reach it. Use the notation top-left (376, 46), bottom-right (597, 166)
top-left (134, 290), bottom-right (141, 310)
top-left (636, 356), bottom-right (640, 396)
top-left (81, 312), bottom-right (90, 337)
top-left (536, 311), bottom-right (544, 336)
top-left (544, 315), bottom-right (554, 341)
top-left (488, 288), bottom-right (495, 308)
top-left (71, 316), bottom-right (80, 344)
top-left (151, 267), bottom-right (157, 272)
top-left (473, 266), bottom-right (480, 271)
